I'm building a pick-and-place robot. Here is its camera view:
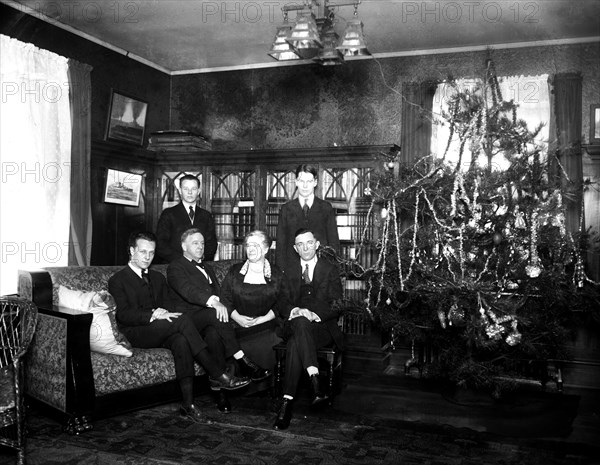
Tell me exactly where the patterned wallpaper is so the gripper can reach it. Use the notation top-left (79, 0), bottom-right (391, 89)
top-left (171, 43), bottom-right (600, 151)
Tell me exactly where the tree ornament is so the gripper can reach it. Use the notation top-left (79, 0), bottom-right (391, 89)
top-left (505, 331), bottom-right (522, 346)
top-left (492, 231), bottom-right (503, 245)
top-left (447, 303), bottom-right (465, 326)
top-left (437, 309), bottom-right (447, 329)
top-left (525, 264), bottom-right (542, 278)
top-left (514, 209), bottom-right (526, 229)
top-left (505, 321), bottom-right (522, 346)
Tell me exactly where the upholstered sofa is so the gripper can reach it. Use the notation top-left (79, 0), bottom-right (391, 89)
top-left (18, 260), bottom-right (239, 434)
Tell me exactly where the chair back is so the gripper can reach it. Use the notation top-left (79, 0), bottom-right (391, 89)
top-left (0, 297), bottom-right (38, 369)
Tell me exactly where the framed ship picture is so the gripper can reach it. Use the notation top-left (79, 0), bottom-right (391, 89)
top-left (104, 168), bottom-right (143, 206)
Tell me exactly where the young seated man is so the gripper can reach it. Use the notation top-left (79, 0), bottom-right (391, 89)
top-left (108, 231), bottom-right (250, 422)
top-left (274, 228), bottom-right (344, 430)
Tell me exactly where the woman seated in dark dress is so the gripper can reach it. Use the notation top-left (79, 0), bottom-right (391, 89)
top-left (220, 230), bottom-right (289, 374)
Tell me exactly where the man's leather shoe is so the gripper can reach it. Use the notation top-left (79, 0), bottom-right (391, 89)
top-left (273, 398), bottom-right (293, 430)
top-left (310, 374), bottom-right (329, 406)
top-left (216, 390), bottom-right (231, 413)
top-left (209, 372), bottom-right (250, 391)
top-left (179, 404), bottom-right (212, 424)
top-left (240, 355), bottom-right (272, 382)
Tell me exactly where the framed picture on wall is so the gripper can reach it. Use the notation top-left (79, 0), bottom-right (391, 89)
top-left (105, 90), bottom-right (148, 145)
top-left (104, 168), bottom-right (143, 206)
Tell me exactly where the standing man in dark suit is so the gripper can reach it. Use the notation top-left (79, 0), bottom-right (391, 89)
top-left (108, 231), bottom-right (249, 423)
top-left (156, 174), bottom-right (218, 263)
top-left (275, 164), bottom-right (340, 267)
top-left (167, 228), bottom-right (271, 391)
top-left (273, 228), bottom-right (344, 430)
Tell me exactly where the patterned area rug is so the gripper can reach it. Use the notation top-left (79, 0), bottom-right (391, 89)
top-left (2, 392), bottom-right (598, 465)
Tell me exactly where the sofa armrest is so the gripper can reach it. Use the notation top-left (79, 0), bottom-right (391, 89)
top-left (25, 302), bottom-right (96, 422)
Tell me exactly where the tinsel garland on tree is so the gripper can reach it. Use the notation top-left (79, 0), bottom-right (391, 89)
top-left (342, 59), bottom-right (600, 392)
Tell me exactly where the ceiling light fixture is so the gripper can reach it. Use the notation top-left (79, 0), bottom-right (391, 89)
top-left (268, 0), bottom-right (369, 66)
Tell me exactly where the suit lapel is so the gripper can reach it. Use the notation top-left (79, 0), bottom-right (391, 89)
top-left (185, 257), bottom-right (214, 287)
top-left (313, 260), bottom-right (326, 284)
top-left (125, 265), bottom-right (144, 286)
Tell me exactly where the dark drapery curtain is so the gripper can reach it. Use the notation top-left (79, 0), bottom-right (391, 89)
top-left (400, 82), bottom-right (437, 164)
top-left (67, 59), bottom-right (93, 265)
top-left (552, 73), bottom-right (583, 235)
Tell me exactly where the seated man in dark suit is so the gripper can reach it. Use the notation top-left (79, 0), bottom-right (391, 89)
top-left (273, 228), bottom-right (344, 430)
top-left (167, 228), bottom-right (271, 389)
top-left (108, 231), bottom-right (249, 423)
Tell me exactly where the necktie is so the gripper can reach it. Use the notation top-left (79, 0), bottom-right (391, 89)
top-left (189, 206), bottom-right (195, 223)
top-left (194, 260), bottom-right (205, 269)
top-left (302, 263), bottom-right (311, 284)
top-left (302, 201), bottom-right (309, 218)
top-left (141, 270), bottom-right (156, 307)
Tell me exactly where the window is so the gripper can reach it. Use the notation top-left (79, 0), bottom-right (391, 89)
top-left (0, 35), bottom-right (72, 295)
top-left (431, 75), bottom-right (550, 170)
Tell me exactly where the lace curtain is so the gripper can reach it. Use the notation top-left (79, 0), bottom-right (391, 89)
top-left (0, 35), bottom-right (71, 296)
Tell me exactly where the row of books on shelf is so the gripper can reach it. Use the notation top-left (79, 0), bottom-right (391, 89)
top-left (147, 130), bottom-right (212, 152)
top-left (216, 242), bottom-right (247, 261)
top-left (215, 239), bottom-right (376, 271)
top-left (339, 244), bottom-right (378, 270)
top-left (341, 279), bottom-right (369, 335)
top-left (214, 211), bottom-right (255, 240)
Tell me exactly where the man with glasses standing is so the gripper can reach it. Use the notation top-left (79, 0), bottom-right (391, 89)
top-left (275, 164), bottom-right (340, 267)
top-left (273, 228), bottom-right (344, 430)
top-left (156, 174), bottom-right (218, 263)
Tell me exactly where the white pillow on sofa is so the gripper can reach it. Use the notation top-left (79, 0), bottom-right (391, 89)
top-left (58, 286), bottom-right (133, 357)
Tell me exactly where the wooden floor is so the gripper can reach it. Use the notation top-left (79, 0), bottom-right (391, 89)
top-left (319, 368), bottom-right (600, 449)
top-left (335, 327), bottom-right (600, 449)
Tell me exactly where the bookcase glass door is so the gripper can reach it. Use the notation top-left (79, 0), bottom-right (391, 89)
top-left (210, 170), bottom-right (256, 260)
top-left (264, 166), bottom-right (379, 268)
top-left (266, 170), bottom-right (297, 240)
top-left (321, 167), bottom-right (379, 308)
top-left (321, 167), bottom-right (378, 270)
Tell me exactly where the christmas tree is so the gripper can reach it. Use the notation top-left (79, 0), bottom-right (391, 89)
top-left (349, 59), bottom-right (600, 393)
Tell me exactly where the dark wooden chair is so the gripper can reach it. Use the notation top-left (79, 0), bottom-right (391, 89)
top-left (273, 341), bottom-right (343, 405)
top-left (0, 297), bottom-right (38, 465)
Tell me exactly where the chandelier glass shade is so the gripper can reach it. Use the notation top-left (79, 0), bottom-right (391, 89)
top-left (267, 25), bottom-right (301, 61)
top-left (286, 8), bottom-right (322, 59)
top-left (337, 19), bottom-right (370, 57)
top-left (268, 0), bottom-right (369, 65)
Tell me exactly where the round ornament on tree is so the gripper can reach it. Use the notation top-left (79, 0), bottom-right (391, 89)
top-left (492, 231), bottom-right (503, 245)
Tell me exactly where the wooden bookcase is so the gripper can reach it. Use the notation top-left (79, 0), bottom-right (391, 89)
top-left (152, 145), bottom-right (390, 271)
